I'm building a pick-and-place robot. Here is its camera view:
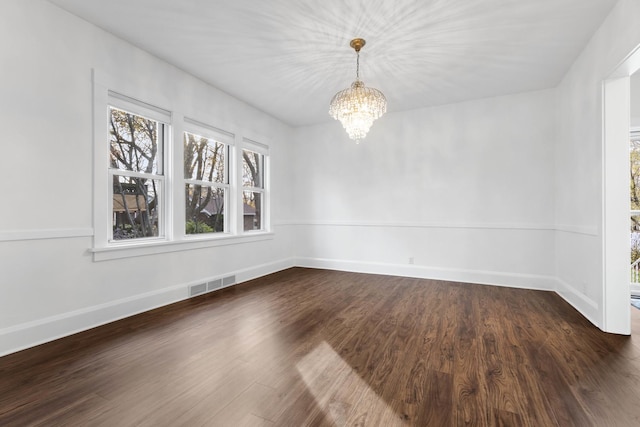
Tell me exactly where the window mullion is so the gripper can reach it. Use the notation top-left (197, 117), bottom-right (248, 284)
top-left (185, 179), bottom-right (229, 189)
top-left (242, 186), bottom-right (264, 193)
top-left (110, 169), bottom-right (161, 180)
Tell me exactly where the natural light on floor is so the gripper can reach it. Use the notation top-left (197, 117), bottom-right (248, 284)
top-left (295, 341), bottom-right (400, 425)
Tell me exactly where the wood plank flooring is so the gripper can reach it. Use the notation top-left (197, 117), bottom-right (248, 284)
top-left (2, 267), bottom-right (640, 426)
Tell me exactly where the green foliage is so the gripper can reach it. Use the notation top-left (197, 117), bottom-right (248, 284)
top-left (185, 220), bottom-right (214, 234)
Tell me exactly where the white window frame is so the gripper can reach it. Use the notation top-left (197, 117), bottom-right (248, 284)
top-left (183, 118), bottom-right (235, 238)
top-left (240, 137), bottom-right (270, 233)
top-left (108, 95), bottom-right (171, 243)
top-left (91, 70), bottom-right (273, 262)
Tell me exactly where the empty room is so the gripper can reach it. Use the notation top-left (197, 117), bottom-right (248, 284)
top-left (2, 0), bottom-right (640, 425)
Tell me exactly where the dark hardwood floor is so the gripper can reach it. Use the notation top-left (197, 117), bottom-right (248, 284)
top-left (2, 267), bottom-right (640, 426)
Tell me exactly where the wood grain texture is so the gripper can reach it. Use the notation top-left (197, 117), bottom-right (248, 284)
top-left (1, 267), bottom-right (640, 426)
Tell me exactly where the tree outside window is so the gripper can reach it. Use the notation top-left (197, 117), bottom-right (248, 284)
top-left (109, 107), bottom-right (164, 240)
top-left (242, 149), bottom-right (264, 231)
top-left (184, 131), bottom-right (227, 234)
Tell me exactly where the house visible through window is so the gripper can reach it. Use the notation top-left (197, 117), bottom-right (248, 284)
top-left (109, 106), bottom-right (166, 241)
top-left (184, 131), bottom-right (229, 234)
top-left (97, 87), bottom-right (271, 256)
top-left (242, 148), bottom-right (265, 231)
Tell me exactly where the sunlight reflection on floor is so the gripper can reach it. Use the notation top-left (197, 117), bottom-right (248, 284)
top-left (296, 341), bottom-right (400, 425)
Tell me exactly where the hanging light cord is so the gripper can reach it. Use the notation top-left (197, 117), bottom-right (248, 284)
top-left (356, 50), bottom-right (360, 80)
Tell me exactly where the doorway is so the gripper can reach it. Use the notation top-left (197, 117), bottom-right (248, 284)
top-left (603, 45), bottom-right (640, 334)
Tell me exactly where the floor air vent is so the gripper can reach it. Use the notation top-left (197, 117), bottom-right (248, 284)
top-left (189, 283), bottom-right (207, 297)
top-left (222, 275), bottom-right (236, 287)
top-left (207, 279), bottom-right (222, 292)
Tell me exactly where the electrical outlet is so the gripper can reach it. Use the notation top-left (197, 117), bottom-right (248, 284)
top-left (409, 257), bottom-right (414, 265)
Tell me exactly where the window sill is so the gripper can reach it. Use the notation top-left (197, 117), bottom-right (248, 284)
top-left (91, 232), bottom-right (274, 262)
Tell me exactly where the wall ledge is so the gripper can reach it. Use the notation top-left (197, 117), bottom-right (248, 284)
top-left (0, 228), bottom-right (93, 242)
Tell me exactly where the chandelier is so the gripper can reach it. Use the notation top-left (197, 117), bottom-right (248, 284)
top-left (329, 38), bottom-right (387, 143)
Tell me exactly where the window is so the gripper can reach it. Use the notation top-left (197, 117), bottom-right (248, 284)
top-left (184, 130), bottom-right (230, 235)
top-left (631, 130), bottom-right (640, 285)
top-left (109, 105), bottom-right (168, 241)
top-left (93, 81), bottom-right (272, 260)
top-left (242, 145), bottom-right (266, 231)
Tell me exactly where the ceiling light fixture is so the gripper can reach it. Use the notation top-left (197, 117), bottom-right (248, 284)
top-left (329, 38), bottom-right (387, 143)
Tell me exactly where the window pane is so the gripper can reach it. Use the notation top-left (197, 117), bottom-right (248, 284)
top-left (112, 175), bottom-right (160, 240)
top-left (185, 184), bottom-right (225, 234)
top-left (184, 132), bottom-right (225, 183)
top-left (110, 107), bottom-right (162, 174)
top-left (243, 191), bottom-right (262, 231)
top-left (242, 149), bottom-right (263, 188)
top-left (631, 135), bottom-right (640, 276)
top-left (632, 216), bottom-right (640, 283)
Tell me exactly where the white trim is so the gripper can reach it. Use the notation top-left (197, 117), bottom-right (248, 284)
top-left (240, 144), bottom-right (268, 233)
top-left (108, 101), bottom-right (170, 243)
top-left (184, 178), bottom-right (229, 189)
top-left (294, 257), bottom-right (556, 291)
top-left (108, 91), bottom-right (172, 123)
top-left (5, 255), bottom-right (608, 358)
top-left (602, 75), bottom-right (632, 335)
top-left (0, 222), bottom-right (595, 247)
top-left (555, 277), bottom-right (600, 328)
top-left (607, 41), bottom-right (640, 79)
top-left (183, 126), bottom-right (232, 235)
top-left (183, 118), bottom-right (235, 146)
top-left (554, 224), bottom-right (599, 236)
top-left (278, 220), bottom-right (571, 233)
top-left (110, 169), bottom-right (163, 181)
top-left (278, 220), bottom-right (599, 236)
top-left (0, 228), bottom-right (93, 242)
top-left (92, 232), bottom-right (275, 261)
top-left (234, 257), bottom-right (295, 284)
top-left (241, 137), bottom-right (269, 155)
top-left (93, 70), bottom-right (110, 247)
top-left (0, 257), bottom-right (295, 357)
top-left (285, 220), bottom-right (556, 230)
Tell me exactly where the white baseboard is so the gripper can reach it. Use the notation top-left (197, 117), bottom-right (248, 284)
top-left (235, 257), bottom-right (295, 284)
top-left (0, 258), bottom-right (295, 357)
top-left (1, 256), bottom-right (604, 358)
top-left (294, 257), bottom-right (556, 291)
top-left (297, 257), bottom-right (607, 329)
top-left (554, 278), bottom-right (600, 328)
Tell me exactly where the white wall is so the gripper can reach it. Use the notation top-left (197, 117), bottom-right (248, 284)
top-left (632, 72), bottom-right (640, 128)
top-left (0, 0), bottom-right (295, 356)
top-left (555, 0), bottom-right (640, 328)
top-left (291, 89), bottom-right (557, 290)
top-left (3, 0), bottom-right (640, 357)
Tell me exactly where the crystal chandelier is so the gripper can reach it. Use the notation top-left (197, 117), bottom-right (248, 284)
top-left (329, 38), bottom-right (387, 143)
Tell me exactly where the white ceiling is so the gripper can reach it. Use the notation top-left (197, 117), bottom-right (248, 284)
top-left (49, 0), bottom-right (618, 127)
